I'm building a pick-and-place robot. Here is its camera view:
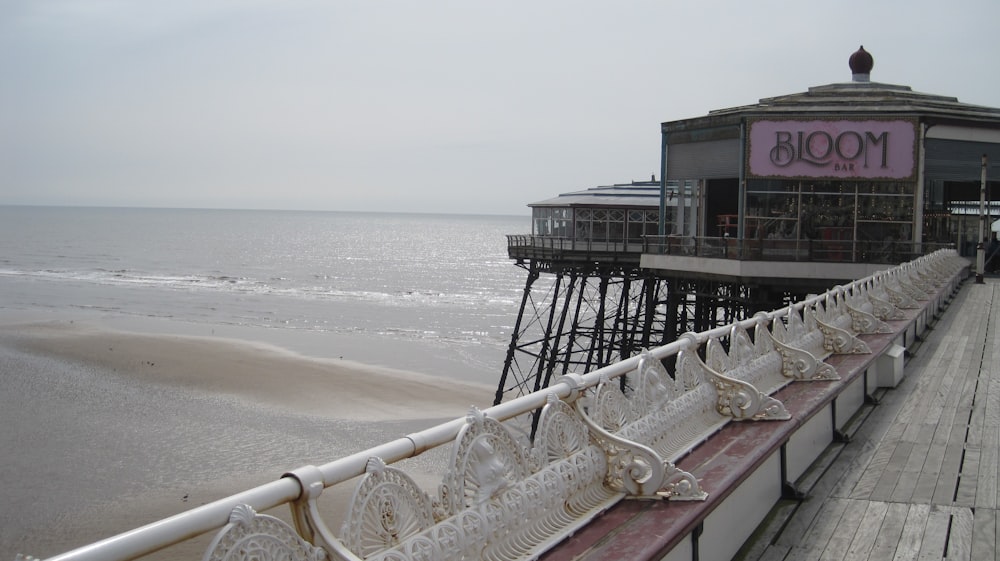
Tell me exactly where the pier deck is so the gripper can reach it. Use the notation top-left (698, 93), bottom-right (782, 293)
top-left (741, 278), bottom-right (999, 561)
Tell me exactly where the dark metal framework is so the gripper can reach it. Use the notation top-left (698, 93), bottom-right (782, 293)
top-left (492, 258), bottom-right (776, 406)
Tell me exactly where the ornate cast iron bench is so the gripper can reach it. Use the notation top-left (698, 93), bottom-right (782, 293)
top-left (203, 401), bottom-right (627, 561)
top-left (703, 319), bottom-right (835, 398)
top-left (769, 293), bottom-right (871, 380)
top-left (885, 268), bottom-right (929, 305)
top-left (575, 345), bottom-right (790, 501)
top-left (852, 278), bottom-right (905, 323)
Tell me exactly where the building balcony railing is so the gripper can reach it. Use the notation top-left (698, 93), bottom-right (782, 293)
top-left (641, 235), bottom-right (956, 264)
top-left (508, 234), bottom-right (955, 265)
top-left (506, 234), bottom-right (645, 263)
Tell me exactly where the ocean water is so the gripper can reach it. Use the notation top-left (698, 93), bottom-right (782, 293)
top-left (0, 206), bottom-right (532, 385)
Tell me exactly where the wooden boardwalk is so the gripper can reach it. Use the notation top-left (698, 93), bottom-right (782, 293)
top-left (741, 278), bottom-right (1000, 561)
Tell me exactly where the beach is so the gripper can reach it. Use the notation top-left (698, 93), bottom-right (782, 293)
top-left (0, 319), bottom-right (494, 559)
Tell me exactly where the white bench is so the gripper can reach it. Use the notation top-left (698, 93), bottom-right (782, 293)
top-left (336, 405), bottom-right (622, 561)
top-left (205, 402), bottom-right (624, 561)
top-left (705, 320), bottom-right (838, 397)
top-left (822, 287), bottom-right (891, 335)
top-left (886, 268), bottom-right (930, 304)
top-left (854, 278), bottom-right (905, 322)
top-left (576, 346), bottom-right (790, 500)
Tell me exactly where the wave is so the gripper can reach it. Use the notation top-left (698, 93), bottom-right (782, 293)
top-left (0, 267), bottom-right (521, 309)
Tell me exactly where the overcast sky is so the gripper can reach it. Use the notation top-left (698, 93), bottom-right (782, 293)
top-left (2, 1), bottom-right (998, 216)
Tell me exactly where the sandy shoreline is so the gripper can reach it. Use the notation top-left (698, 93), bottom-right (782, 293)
top-left (0, 319), bottom-right (494, 558)
top-left (2, 320), bottom-right (494, 422)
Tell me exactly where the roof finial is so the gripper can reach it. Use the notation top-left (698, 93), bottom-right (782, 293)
top-left (849, 45), bottom-right (874, 83)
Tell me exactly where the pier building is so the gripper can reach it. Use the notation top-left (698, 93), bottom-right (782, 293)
top-left (496, 46), bottom-right (1000, 404)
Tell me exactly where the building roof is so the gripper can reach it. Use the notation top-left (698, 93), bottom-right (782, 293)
top-left (527, 180), bottom-right (669, 208)
top-left (707, 81), bottom-right (1000, 121)
top-left (663, 47), bottom-right (1000, 134)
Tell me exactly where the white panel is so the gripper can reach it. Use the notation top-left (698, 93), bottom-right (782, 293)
top-left (700, 453), bottom-right (782, 561)
top-left (836, 375), bottom-right (867, 430)
top-left (865, 367), bottom-right (879, 396)
top-left (786, 404), bottom-right (834, 482)
top-left (659, 533), bottom-right (693, 561)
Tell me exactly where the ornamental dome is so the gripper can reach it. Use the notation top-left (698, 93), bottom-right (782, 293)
top-left (849, 45), bottom-right (874, 82)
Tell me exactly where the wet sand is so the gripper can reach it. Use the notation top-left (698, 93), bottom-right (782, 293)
top-left (0, 320), bottom-right (493, 559)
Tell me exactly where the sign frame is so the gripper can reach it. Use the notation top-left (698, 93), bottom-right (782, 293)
top-left (746, 117), bottom-right (918, 181)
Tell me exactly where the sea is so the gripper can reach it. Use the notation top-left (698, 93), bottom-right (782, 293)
top-left (0, 205), bottom-right (533, 387)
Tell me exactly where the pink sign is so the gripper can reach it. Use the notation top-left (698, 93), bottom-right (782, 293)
top-left (747, 119), bottom-right (916, 180)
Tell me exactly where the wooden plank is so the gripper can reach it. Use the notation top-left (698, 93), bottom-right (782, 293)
top-left (891, 503), bottom-right (930, 561)
top-left (912, 471), bottom-right (940, 504)
top-left (932, 440), bottom-right (965, 505)
top-left (898, 426), bottom-right (931, 467)
top-left (870, 442), bottom-right (913, 501)
top-left (832, 423), bottom-right (903, 500)
top-left (971, 507), bottom-right (997, 561)
top-left (818, 499), bottom-right (870, 561)
top-left (946, 506), bottom-right (974, 561)
top-left (955, 446), bottom-right (980, 507)
top-left (843, 501), bottom-right (888, 561)
top-left (915, 505), bottom-right (951, 561)
top-left (997, 506), bottom-right (1000, 561)
top-left (848, 430), bottom-right (901, 500)
top-left (867, 502), bottom-right (909, 561)
top-left (782, 498), bottom-right (850, 561)
top-left (976, 427), bottom-right (999, 509)
top-left (965, 362), bottom-right (986, 449)
top-left (889, 469), bottom-right (919, 503)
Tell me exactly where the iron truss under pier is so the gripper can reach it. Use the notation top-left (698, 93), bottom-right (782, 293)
top-left (492, 257), bottom-right (807, 406)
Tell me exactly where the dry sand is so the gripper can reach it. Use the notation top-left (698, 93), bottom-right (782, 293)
top-left (0, 320), bottom-right (495, 559)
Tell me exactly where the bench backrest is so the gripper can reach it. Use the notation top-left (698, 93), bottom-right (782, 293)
top-left (332, 403), bottom-right (625, 561)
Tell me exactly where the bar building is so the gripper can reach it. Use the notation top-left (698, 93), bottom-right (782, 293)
top-left (652, 45), bottom-right (1000, 282)
top-left (496, 47), bottom-right (1000, 404)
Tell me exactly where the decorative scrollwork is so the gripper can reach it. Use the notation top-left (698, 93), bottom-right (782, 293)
top-left (813, 312), bottom-right (872, 355)
top-left (884, 284), bottom-right (919, 309)
top-left (443, 406), bottom-right (529, 514)
top-left (706, 336), bottom-right (732, 372)
top-left (845, 303), bottom-right (891, 334)
top-left (203, 504), bottom-right (327, 561)
top-left (341, 458), bottom-right (435, 559)
top-left (869, 293), bottom-right (904, 320)
top-left (634, 350), bottom-right (677, 408)
top-left (682, 349), bottom-right (790, 421)
top-left (535, 394), bottom-right (591, 463)
top-left (759, 325), bottom-right (839, 381)
top-left (659, 462), bottom-right (708, 501)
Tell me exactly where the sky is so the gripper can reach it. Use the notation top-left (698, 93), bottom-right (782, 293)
top-left (2, 1), bottom-right (999, 216)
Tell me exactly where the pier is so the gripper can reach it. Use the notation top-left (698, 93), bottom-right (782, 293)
top-left (544, 269), bottom-right (998, 561)
top-left (743, 276), bottom-right (999, 561)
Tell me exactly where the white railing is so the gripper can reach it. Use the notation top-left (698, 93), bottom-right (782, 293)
top-left (21, 249), bottom-right (969, 561)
